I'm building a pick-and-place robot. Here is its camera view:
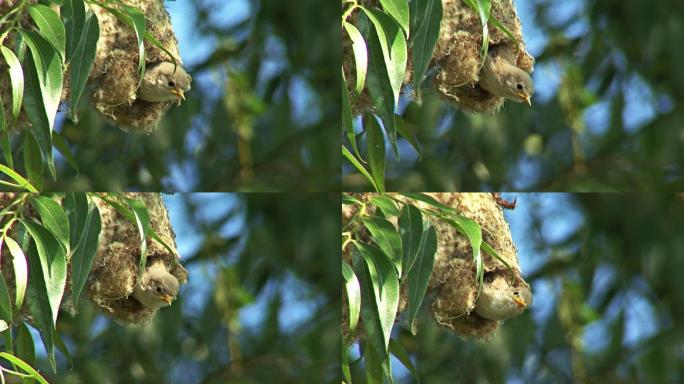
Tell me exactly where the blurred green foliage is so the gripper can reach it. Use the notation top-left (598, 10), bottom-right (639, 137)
top-left (342, 0), bottom-right (684, 191)
top-left (355, 194), bottom-right (684, 383)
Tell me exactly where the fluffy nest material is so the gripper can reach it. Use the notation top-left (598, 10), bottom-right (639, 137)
top-left (342, 193), bottom-right (531, 341)
top-left (343, 0), bottom-right (534, 113)
top-left (0, 193), bottom-right (187, 326)
top-left (0, 0), bottom-right (184, 133)
top-left (89, 193), bottom-right (187, 324)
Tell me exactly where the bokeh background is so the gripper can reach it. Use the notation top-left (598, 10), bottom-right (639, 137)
top-left (350, 193), bottom-right (684, 383)
top-left (26, 193), bottom-right (339, 383)
top-left (342, 0), bottom-right (684, 191)
top-left (25, 0), bottom-right (339, 191)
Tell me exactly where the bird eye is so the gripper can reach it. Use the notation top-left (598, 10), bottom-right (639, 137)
top-left (167, 80), bottom-right (175, 87)
top-left (513, 291), bottom-right (519, 296)
top-left (156, 286), bottom-right (163, 293)
top-left (516, 83), bottom-right (524, 91)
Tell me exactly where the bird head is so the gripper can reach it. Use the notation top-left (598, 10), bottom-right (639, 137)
top-left (132, 261), bottom-right (180, 310)
top-left (138, 62), bottom-right (192, 105)
top-left (502, 67), bottom-right (534, 106)
top-left (511, 286), bottom-right (532, 310)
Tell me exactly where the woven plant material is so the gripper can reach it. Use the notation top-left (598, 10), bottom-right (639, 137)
top-left (0, 0), bottom-right (183, 133)
top-left (343, 0), bottom-right (534, 113)
top-left (342, 193), bottom-right (531, 341)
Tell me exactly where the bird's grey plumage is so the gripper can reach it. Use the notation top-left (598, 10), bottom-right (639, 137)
top-left (478, 45), bottom-right (534, 105)
top-left (474, 274), bottom-right (532, 321)
top-left (132, 259), bottom-right (180, 310)
top-left (137, 62), bottom-right (192, 104)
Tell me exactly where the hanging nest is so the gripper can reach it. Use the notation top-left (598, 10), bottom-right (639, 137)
top-left (342, 193), bottom-right (531, 342)
top-left (0, 0), bottom-right (185, 133)
top-left (343, 0), bottom-right (534, 114)
top-left (88, 193), bottom-right (187, 324)
top-left (0, 193), bottom-right (187, 326)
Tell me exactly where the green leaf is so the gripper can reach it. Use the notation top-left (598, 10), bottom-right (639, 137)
top-left (128, 198), bottom-right (151, 274)
top-left (68, 11), bottom-right (99, 119)
top-left (0, 163), bottom-right (38, 192)
top-left (355, 242), bottom-right (400, 351)
top-left (410, 0), bottom-right (442, 99)
top-left (24, 240), bottom-right (57, 371)
top-left (379, 0), bottom-right (410, 38)
top-left (342, 344), bottom-right (352, 384)
top-left (400, 193), bottom-right (455, 212)
top-left (441, 214), bottom-right (483, 292)
top-left (52, 130), bottom-right (79, 174)
top-left (122, 5), bottom-right (147, 87)
top-left (29, 195), bottom-right (70, 252)
top-left (342, 145), bottom-right (378, 192)
top-left (342, 261), bottom-right (361, 332)
top-left (21, 220), bottom-right (67, 326)
top-left (0, 46), bottom-right (24, 119)
top-left (4, 236), bottom-right (28, 308)
top-left (0, 97), bottom-right (12, 168)
top-left (342, 193), bottom-right (363, 206)
top-left (343, 21), bottom-right (368, 95)
top-left (370, 195), bottom-right (400, 217)
top-left (20, 30), bottom-right (62, 178)
top-left (0, 273), bottom-right (11, 322)
top-left (342, 69), bottom-right (362, 160)
top-left (362, 216), bottom-right (402, 276)
top-left (365, 116), bottom-right (386, 193)
top-left (406, 225), bottom-right (436, 334)
top-left (27, 4), bottom-right (66, 62)
top-left (22, 131), bottom-right (44, 191)
top-left (362, 338), bottom-right (385, 384)
top-left (0, 352), bottom-right (49, 384)
top-left (399, 204), bottom-right (423, 274)
top-left (62, 0), bottom-right (86, 62)
top-left (63, 192), bottom-right (88, 249)
top-left (70, 199), bottom-right (101, 306)
top-left (15, 322), bottom-right (36, 366)
top-left (489, 14), bottom-right (517, 43)
top-left (361, 7), bottom-right (407, 110)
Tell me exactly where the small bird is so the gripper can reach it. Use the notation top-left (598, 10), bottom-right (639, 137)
top-left (478, 45), bottom-right (534, 105)
top-left (132, 259), bottom-right (180, 310)
top-left (474, 274), bottom-right (532, 321)
top-left (137, 62), bottom-right (192, 105)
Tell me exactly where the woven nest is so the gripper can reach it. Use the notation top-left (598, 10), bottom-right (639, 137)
top-left (343, 0), bottom-right (534, 114)
top-left (0, 0), bottom-right (184, 133)
top-left (343, 193), bottom-right (531, 341)
top-left (0, 193), bottom-right (188, 326)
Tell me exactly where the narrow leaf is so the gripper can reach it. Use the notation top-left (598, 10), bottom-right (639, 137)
top-left (365, 116), bottom-right (386, 193)
top-left (70, 200), bottom-right (101, 306)
top-left (15, 322), bottom-right (36, 366)
top-left (343, 21), bottom-right (368, 95)
top-left (62, 0), bottom-right (86, 62)
top-left (128, 198), bottom-right (151, 274)
top-left (410, 0), bottom-right (442, 98)
top-left (342, 145), bottom-right (378, 192)
top-left (361, 216), bottom-right (402, 276)
top-left (379, 0), bottom-right (410, 37)
top-left (27, 4), bottom-right (66, 62)
top-left (0, 352), bottom-right (49, 384)
top-left (399, 204), bottom-right (423, 275)
top-left (342, 69), bottom-right (362, 160)
top-left (4, 236), bottom-right (28, 308)
top-left (52, 130), bottom-right (79, 174)
top-left (29, 195), bottom-right (70, 252)
top-left (342, 261), bottom-right (361, 332)
top-left (0, 46), bottom-right (24, 118)
top-left (406, 225), bottom-right (437, 334)
top-left (370, 195), bottom-right (400, 217)
top-left (355, 242), bottom-right (400, 351)
top-left (0, 273), bottom-right (11, 322)
top-left (22, 131), bottom-right (44, 191)
top-left (69, 11), bottom-right (99, 117)
top-left (0, 164), bottom-right (38, 192)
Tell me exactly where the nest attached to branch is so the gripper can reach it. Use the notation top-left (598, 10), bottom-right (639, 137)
top-left (343, 0), bottom-right (534, 114)
top-left (343, 193), bottom-right (530, 341)
top-left (0, 0), bottom-right (183, 133)
top-left (0, 193), bottom-right (187, 326)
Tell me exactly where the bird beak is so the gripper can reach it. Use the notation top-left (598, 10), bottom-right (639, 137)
top-left (160, 294), bottom-right (175, 305)
top-left (170, 88), bottom-right (185, 101)
top-left (517, 92), bottom-right (532, 106)
top-left (513, 295), bottom-right (527, 309)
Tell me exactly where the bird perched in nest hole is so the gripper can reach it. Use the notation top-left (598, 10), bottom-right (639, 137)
top-left (474, 273), bottom-right (532, 321)
top-left (478, 45), bottom-right (534, 106)
top-left (132, 259), bottom-right (180, 310)
top-left (137, 62), bottom-right (192, 105)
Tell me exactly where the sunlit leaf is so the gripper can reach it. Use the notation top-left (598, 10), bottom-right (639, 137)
top-left (342, 261), bottom-right (361, 332)
top-left (27, 4), bottom-right (66, 62)
top-left (362, 216), bottom-right (402, 276)
top-left (29, 195), bottom-right (70, 252)
top-left (0, 46), bottom-right (24, 119)
top-left (70, 199), bottom-right (101, 306)
top-left (4, 236), bottom-right (28, 308)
